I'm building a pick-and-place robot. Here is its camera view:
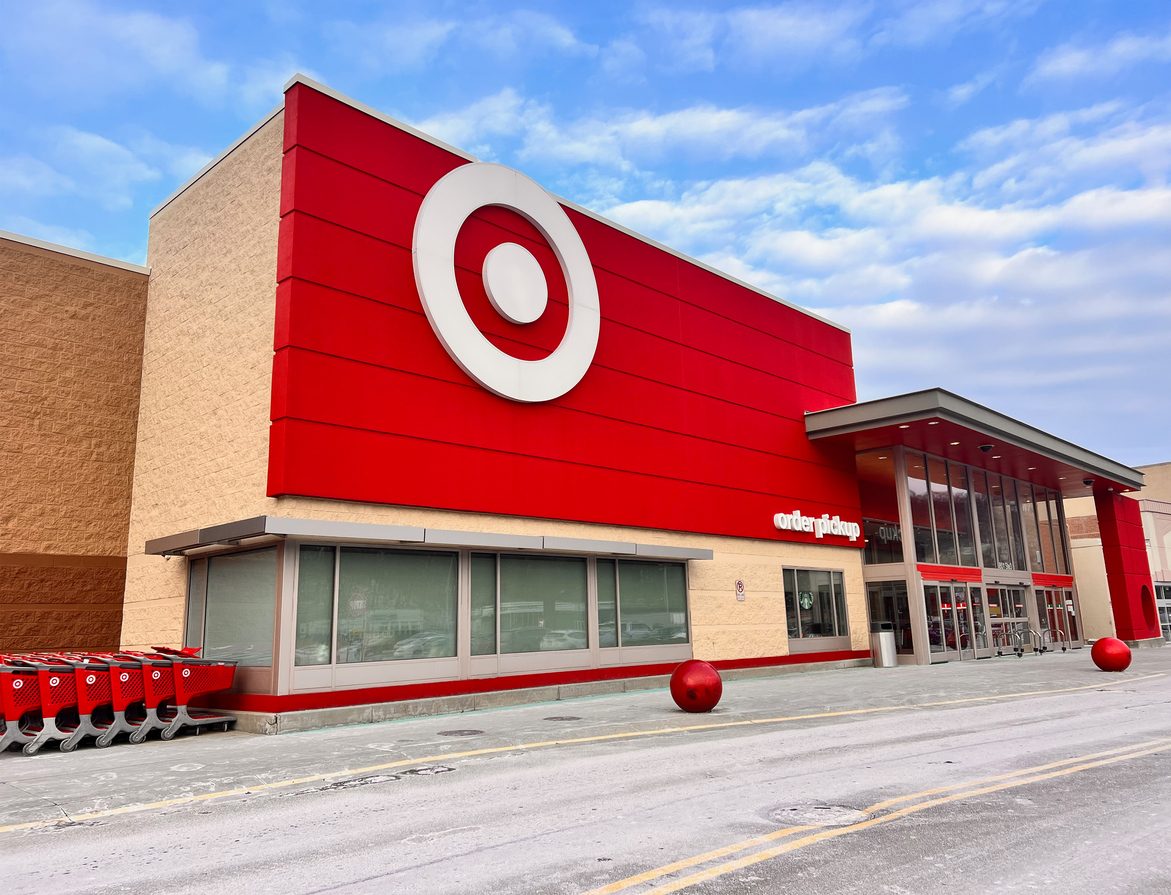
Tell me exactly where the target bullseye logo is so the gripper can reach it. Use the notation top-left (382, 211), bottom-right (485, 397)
top-left (120, 672), bottom-right (129, 683)
top-left (12, 679), bottom-right (22, 690)
top-left (49, 676), bottom-right (60, 687)
top-left (86, 674), bottom-right (96, 685)
top-left (412, 162), bottom-right (600, 403)
top-left (182, 668), bottom-right (191, 678)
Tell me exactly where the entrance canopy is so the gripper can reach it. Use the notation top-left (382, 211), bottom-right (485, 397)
top-left (805, 388), bottom-right (1143, 497)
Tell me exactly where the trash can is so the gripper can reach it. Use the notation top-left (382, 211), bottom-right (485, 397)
top-left (870, 621), bottom-right (896, 668)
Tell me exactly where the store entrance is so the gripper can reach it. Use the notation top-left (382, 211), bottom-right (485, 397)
top-left (923, 582), bottom-right (992, 661)
top-left (987, 586), bottom-right (1031, 656)
top-left (1036, 588), bottom-right (1082, 650)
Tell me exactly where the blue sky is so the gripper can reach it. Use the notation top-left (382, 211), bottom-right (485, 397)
top-left (2, 1), bottom-right (1169, 467)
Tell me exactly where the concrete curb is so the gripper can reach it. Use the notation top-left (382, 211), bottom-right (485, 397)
top-left (228, 659), bottom-right (871, 735)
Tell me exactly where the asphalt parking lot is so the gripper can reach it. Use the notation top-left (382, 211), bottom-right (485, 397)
top-left (3, 647), bottom-right (1170, 893)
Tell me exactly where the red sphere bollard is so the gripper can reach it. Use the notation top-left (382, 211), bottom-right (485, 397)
top-left (670, 659), bottom-right (723, 713)
top-left (1090, 637), bottom-right (1132, 672)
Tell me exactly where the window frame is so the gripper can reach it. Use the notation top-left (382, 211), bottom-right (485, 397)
top-left (782, 565), bottom-right (852, 653)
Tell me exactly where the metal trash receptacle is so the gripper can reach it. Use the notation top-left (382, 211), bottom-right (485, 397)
top-left (870, 621), bottom-right (896, 668)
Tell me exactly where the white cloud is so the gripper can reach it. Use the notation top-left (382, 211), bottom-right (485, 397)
top-left (637, 9), bottom-right (719, 72)
top-left (325, 18), bottom-right (457, 71)
top-left (725, 3), bottom-right (868, 64)
top-left (0, 215), bottom-right (96, 251)
top-left (236, 55), bottom-right (321, 112)
top-left (1030, 26), bottom-right (1171, 81)
top-left (0, 0), bottom-right (228, 101)
top-left (411, 89), bottom-right (550, 159)
top-left (599, 38), bottom-right (646, 82)
top-left (945, 67), bottom-right (1003, 106)
top-left (469, 10), bottom-right (597, 58)
top-left (963, 110), bottom-right (1171, 199)
top-left (0, 157), bottom-right (73, 196)
top-left (872, 0), bottom-right (1042, 48)
top-left (48, 127), bottom-right (161, 211)
top-left (126, 133), bottom-right (214, 182)
top-left (408, 86), bottom-right (907, 177)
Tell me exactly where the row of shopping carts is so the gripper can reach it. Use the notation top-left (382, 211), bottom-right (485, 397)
top-left (0, 648), bottom-right (236, 756)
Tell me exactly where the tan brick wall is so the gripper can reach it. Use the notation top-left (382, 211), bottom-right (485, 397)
top-left (0, 236), bottom-right (147, 650)
top-left (123, 109), bottom-right (869, 658)
top-left (122, 113), bottom-right (285, 648)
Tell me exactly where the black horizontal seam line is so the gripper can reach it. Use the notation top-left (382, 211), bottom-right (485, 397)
top-left (278, 157), bottom-right (854, 370)
top-left (276, 415), bottom-right (864, 515)
top-left (275, 344), bottom-right (848, 473)
top-left (272, 276), bottom-right (810, 425)
top-left (275, 260), bottom-right (855, 405)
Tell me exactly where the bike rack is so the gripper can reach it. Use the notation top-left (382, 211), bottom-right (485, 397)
top-left (993, 626), bottom-right (1026, 658)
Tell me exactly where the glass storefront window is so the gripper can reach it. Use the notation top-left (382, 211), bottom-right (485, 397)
top-left (295, 545), bottom-right (335, 666)
top-left (858, 450), bottom-right (901, 565)
top-left (784, 568), bottom-right (849, 638)
top-left (1021, 483), bottom-right (1044, 573)
top-left (1035, 492), bottom-right (1056, 574)
top-left (1004, 479), bottom-right (1028, 570)
top-left (617, 560), bottom-right (688, 646)
top-left (499, 555), bottom-right (588, 653)
top-left (597, 559), bottom-right (619, 647)
top-left (969, 587), bottom-right (989, 650)
top-left (906, 453), bottom-right (936, 564)
top-left (1048, 494), bottom-right (1069, 574)
top-left (336, 548), bottom-right (457, 663)
top-left (202, 548), bottom-right (277, 666)
top-left (971, 470), bottom-right (997, 568)
top-left (949, 463), bottom-right (977, 567)
top-left (185, 562), bottom-right (205, 651)
top-left (923, 585), bottom-right (945, 653)
top-left (988, 475), bottom-right (1016, 570)
top-left (928, 457), bottom-right (958, 565)
top-left (866, 580), bottom-right (913, 654)
top-left (470, 553), bottom-right (497, 656)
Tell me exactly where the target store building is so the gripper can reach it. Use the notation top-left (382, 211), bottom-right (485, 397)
top-left (54, 76), bottom-right (1155, 720)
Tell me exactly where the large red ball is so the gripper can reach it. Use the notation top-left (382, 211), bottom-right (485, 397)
top-left (670, 660), bottom-right (723, 713)
top-left (1090, 637), bottom-right (1132, 672)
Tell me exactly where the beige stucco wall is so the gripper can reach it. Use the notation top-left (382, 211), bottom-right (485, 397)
top-left (123, 109), bottom-right (869, 660)
top-left (0, 236), bottom-right (147, 650)
top-left (1070, 537), bottom-right (1114, 639)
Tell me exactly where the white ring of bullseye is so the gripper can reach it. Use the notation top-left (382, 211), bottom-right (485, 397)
top-left (412, 162), bottom-right (600, 403)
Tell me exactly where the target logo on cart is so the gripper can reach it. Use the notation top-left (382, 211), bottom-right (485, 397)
top-left (152, 670), bottom-right (161, 680)
top-left (49, 676), bottom-right (60, 687)
top-left (182, 668), bottom-right (191, 678)
top-left (12, 679), bottom-right (22, 690)
top-left (120, 672), bottom-right (129, 683)
top-left (86, 674), bottom-right (96, 685)
top-left (413, 163), bottom-right (600, 403)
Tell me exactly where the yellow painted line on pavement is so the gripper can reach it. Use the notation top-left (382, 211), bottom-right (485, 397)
top-left (610, 738), bottom-right (1171, 895)
top-left (585, 734), bottom-right (1171, 895)
top-left (584, 825), bottom-right (820, 895)
top-left (0, 671), bottom-right (1162, 836)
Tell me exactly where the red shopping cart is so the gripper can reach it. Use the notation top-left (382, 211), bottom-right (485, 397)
top-left (0, 655), bottom-right (42, 752)
top-left (4, 654), bottom-right (80, 756)
top-left (122, 650), bottom-right (236, 742)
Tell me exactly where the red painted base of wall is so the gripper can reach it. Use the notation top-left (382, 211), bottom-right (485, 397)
top-left (205, 651), bottom-right (871, 714)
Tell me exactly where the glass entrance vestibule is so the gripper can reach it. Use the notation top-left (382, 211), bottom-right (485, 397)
top-left (858, 447), bottom-right (1085, 664)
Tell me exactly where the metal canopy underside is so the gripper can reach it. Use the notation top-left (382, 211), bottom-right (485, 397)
top-left (144, 516), bottom-right (714, 561)
top-left (805, 388), bottom-right (1144, 496)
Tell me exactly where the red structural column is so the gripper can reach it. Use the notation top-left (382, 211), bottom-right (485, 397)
top-left (1094, 492), bottom-right (1160, 643)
